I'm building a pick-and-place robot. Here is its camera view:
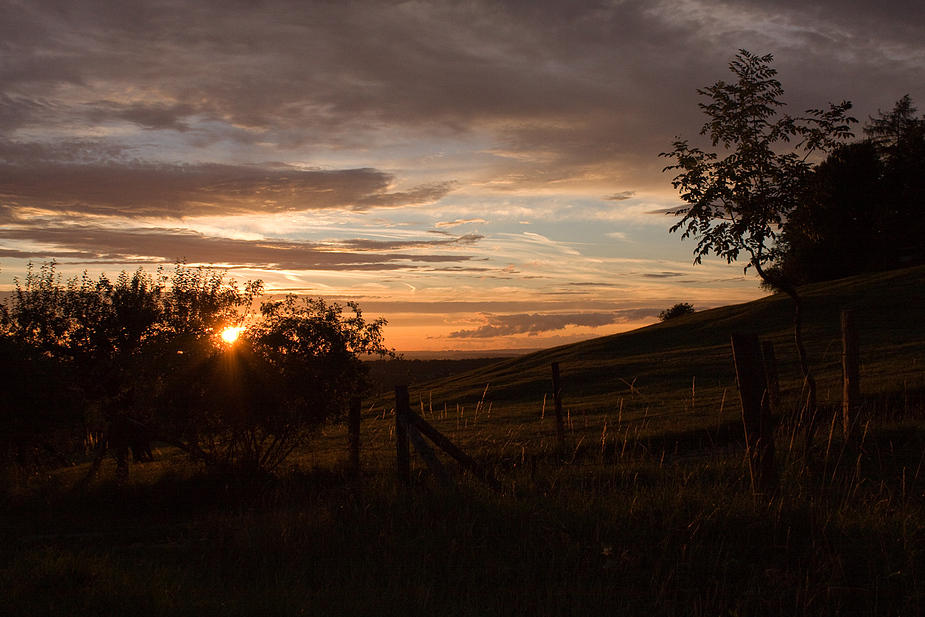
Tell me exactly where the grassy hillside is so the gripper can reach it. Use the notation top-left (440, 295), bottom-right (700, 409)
top-left (368, 265), bottom-right (925, 455)
top-left (3, 267), bottom-right (925, 617)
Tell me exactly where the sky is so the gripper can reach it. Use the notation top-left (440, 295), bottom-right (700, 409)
top-left (1, 0), bottom-right (923, 353)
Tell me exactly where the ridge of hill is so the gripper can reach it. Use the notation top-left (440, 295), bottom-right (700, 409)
top-left (384, 266), bottom-right (925, 444)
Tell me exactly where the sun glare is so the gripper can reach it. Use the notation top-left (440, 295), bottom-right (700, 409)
top-left (220, 326), bottom-right (245, 344)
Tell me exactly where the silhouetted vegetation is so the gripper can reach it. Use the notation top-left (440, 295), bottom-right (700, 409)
top-left (657, 302), bottom-right (695, 321)
top-left (661, 49), bottom-right (855, 443)
top-left (0, 261), bottom-right (392, 477)
top-left (768, 95), bottom-right (925, 285)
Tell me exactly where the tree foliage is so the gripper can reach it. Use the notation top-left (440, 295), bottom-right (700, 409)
top-left (1, 261), bottom-right (391, 475)
top-left (153, 295), bottom-right (392, 474)
top-left (769, 96), bottom-right (925, 284)
top-left (660, 50), bottom-right (856, 282)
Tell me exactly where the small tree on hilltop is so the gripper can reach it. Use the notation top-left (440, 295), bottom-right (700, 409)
top-left (659, 303), bottom-right (696, 322)
top-left (660, 50), bottom-right (856, 443)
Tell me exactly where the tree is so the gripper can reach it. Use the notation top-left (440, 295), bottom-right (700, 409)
top-left (2, 261), bottom-right (393, 476)
top-left (244, 295), bottom-right (392, 471)
top-left (151, 295), bottom-right (393, 474)
top-left (767, 96), bottom-right (925, 284)
top-left (0, 335), bottom-right (84, 471)
top-left (1, 261), bottom-right (253, 476)
top-left (865, 96), bottom-right (925, 265)
top-left (658, 303), bottom-right (696, 321)
top-left (660, 50), bottom-right (856, 440)
top-left (767, 140), bottom-right (885, 285)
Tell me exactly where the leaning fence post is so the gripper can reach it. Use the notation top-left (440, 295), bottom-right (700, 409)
top-left (842, 310), bottom-right (860, 441)
top-left (551, 362), bottom-right (566, 451)
top-left (731, 334), bottom-right (777, 494)
top-left (348, 397), bottom-right (362, 477)
top-left (395, 385), bottom-right (411, 485)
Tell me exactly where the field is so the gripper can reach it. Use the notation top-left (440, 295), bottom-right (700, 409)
top-left (2, 266), bottom-right (925, 616)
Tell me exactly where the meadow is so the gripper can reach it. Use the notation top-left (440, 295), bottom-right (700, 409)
top-left (1, 266), bottom-right (924, 616)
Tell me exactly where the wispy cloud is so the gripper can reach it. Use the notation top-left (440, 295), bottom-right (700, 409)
top-left (519, 232), bottom-right (582, 256)
top-left (0, 223), bottom-right (482, 271)
top-left (448, 309), bottom-right (659, 338)
top-left (435, 218), bottom-right (487, 228)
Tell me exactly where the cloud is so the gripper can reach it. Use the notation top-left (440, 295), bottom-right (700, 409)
top-left (642, 271), bottom-right (686, 279)
top-left (0, 0), bottom-right (922, 355)
top-left (519, 232), bottom-right (582, 255)
top-left (86, 101), bottom-right (199, 132)
top-left (435, 218), bottom-right (487, 228)
top-left (448, 309), bottom-right (659, 338)
top-left (325, 233), bottom-right (484, 252)
top-left (0, 223), bottom-right (483, 271)
top-left (0, 159), bottom-right (456, 217)
top-left (1, 0), bottom-right (922, 199)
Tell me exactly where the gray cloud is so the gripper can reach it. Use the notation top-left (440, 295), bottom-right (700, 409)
top-left (86, 101), bottom-right (199, 132)
top-left (435, 218), bottom-right (487, 228)
top-left (0, 0), bottom-right (923, 330)
top-left (1, 0), bottom-right (922, 194)
top-left (332, 233), bottom-right (483, 252)
top-left (0, 159), bottom-right (455, 217)
top-left (448, 309), bottom-right (660, 338)
top-left (642, 272), bottom-right (686, 279)
top-left (604, 192), bottom-right (636, 201)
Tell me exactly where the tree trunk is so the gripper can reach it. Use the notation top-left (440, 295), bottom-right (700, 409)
top-left (753, 261), bottom-right (818, 454)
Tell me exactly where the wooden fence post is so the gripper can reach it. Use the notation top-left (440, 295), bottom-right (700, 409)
top-left (731, 334), bottom-right (778, 494)
top-left (348, 397), bottom-right (362, 477)
top-left (551, 362), bottom-right (566, 451)
top-left (395, 385), bottom-right (411, 485)
top-left (842, 310), bottom-right (860, 441)
top-left (761, 341), bottom-right (781, 413)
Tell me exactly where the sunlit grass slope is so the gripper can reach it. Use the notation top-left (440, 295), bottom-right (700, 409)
top-left (372, 265), bottom-right (925, 454)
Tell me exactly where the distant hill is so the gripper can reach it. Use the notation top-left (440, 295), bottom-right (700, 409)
top-left (380, 265), bottom-right (925, 444)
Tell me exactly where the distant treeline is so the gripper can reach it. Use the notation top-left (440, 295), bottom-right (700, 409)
top-left (365, 357), bottom-right (512, 394)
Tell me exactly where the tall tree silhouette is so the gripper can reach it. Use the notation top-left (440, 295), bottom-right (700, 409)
top-left (661, 50), bottom-right (856, 443)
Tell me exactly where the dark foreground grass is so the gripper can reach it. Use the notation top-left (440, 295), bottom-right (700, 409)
top-left (2, 417), bottom-right (925, 617)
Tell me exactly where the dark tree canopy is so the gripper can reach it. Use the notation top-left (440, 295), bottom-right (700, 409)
top-left (768, 96), bottom-right (925, 285)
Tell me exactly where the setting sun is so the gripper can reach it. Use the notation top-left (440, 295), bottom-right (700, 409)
top-left (220, 326), bottom-right (245, 344)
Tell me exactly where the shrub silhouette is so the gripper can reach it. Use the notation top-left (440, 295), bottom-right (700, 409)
top-left (658, 303), bottom-right (696, 322)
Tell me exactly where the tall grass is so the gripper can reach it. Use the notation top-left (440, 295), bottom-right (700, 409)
top-left (3, 390), bottom-right (925, 617)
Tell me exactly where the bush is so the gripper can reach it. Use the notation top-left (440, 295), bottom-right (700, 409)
top-left (658, 303), bottom-right (695, 321)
